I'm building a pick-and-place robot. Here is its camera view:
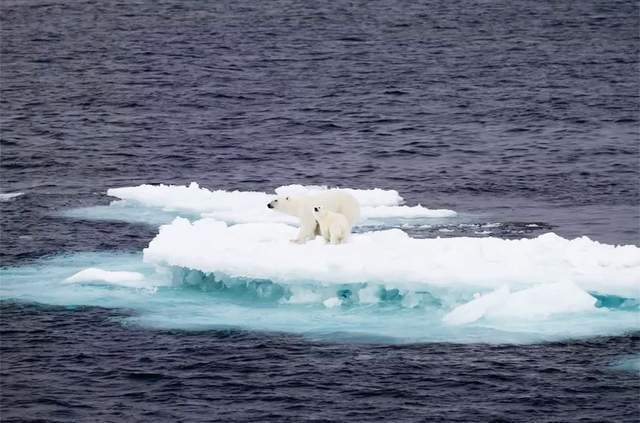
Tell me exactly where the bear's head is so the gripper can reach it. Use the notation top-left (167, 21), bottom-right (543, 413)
top-left (267, 196), bottom-right (298, 216)
top-left (312, 205), bottom-right (328, 220)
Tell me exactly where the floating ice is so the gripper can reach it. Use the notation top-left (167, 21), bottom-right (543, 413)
top-left (443, 286), bottom-right (511, 325)
top-left (64, 268), bottom-right (148, 289)
top-left (0, 192), bottom-right (23, 202)
top-left (103, 183), bottom-right (457, 225)
top-left (443, 283), bottom-right (598, 325)
top-left (489, 282), bottom-right (599, 319)
top-left (361, 205), bottom-right (456, 218)
top-left (144, 218), bottom-right (640, 298)
top-left (107, 182), bottom-right (271, 214)
top-left (2, 182), bottom-right (638, 344)
top-left (0, 252), bottom-right (168, 307)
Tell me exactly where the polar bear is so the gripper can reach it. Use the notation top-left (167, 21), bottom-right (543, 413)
top-left (267, 190), bottom-right (360, 243)
top-left (312, 206), bottom-right (351, 244)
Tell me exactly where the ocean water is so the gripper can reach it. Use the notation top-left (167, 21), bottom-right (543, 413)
top-left (1, 0), bottom-right (639, 421)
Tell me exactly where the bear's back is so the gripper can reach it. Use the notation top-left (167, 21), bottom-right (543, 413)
top-left (310, 190), bottom-right (360, 224)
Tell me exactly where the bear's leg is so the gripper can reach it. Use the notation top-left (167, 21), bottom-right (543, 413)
top-left (330, 229), bottom-right (341, 245)
top-left (292, 221), bottom-right (317, 243)
top-left (319, 223), bottom-right (330, 241)
top-left (332, 225), bottom-right (347, 244)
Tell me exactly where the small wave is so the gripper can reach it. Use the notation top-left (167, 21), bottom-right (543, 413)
top-left (0, 192), bottom-right (23, 202)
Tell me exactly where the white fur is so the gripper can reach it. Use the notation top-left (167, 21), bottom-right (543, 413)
top-left (312, 208), bottom-right (351, 244)
top-left (267, 190), bottom-right (360, 243)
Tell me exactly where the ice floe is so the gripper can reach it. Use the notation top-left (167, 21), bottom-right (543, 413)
top-left (443, 282), bottom-right (598, 325)
top-left (144, 218), bottom-right (640, 299)
top-left (105, 182), bottom-right (457, 224)
top-left (2, 182), bottom-right (638, 343)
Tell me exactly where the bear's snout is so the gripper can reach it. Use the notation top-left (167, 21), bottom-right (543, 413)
top-left (313, 207), bottom-right (319, 212)
top-left (267, 202), bottom-right (273, 209)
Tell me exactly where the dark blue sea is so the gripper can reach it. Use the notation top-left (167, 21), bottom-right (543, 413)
top-left (1, 0), bottom-right (639, 421)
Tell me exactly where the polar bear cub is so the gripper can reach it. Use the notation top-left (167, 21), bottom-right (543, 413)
top-left (312, 206), bottom-right (351, 244)
top-left (267, 190), bottom-right (360, 243)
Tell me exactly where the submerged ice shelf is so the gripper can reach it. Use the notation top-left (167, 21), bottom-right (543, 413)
top-left (1, 250), bottom-right (637, 344)
top-left (64, 268), bottom-right (148, 289)
top-left (3, 183), bottom-right (639, 343)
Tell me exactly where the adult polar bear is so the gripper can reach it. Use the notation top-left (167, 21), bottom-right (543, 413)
top-left (267, 190), bottom-right (360, 243)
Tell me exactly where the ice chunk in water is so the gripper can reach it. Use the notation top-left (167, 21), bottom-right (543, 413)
top-left (443, 282), bottom-right (598, 325)
top-left (64, 268), bottom-right (147, 289)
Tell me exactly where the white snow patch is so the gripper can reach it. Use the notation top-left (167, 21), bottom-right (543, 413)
top-left (490, 282), bottom-right (598, 319)
top-left (443, 286), bottom-right (511, 325)
top-left (443, 282), bottom-right (598, 325)
top-left (64, 268), bottom-right (148, 288)
top-left (107, 182), bottom-right (271, 214)
top-left (323, 297), bottom-right (342, 308)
